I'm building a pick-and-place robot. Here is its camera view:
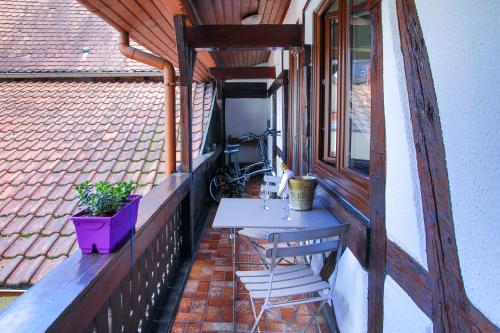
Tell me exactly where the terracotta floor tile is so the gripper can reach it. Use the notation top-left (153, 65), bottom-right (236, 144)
top-left (191, 299), bottom-right (207, 314)
top-left (186, 321), bottom-right (203, 332)
top-left (170, 321), bottom-right (186, 333)
top-left (175, 312), bottom-right (201, 322)
top-left (204, 305), bottom-right (221, 322)
top-left (178, 297), bottom-right (193, 313)
top-left (197, 281), bottom-right (211, 293)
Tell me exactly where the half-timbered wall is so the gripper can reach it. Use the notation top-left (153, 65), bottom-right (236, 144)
top-left (414, 0), bottom-right (500, 327)
top-left (270, 0), bottom-right (500, 332)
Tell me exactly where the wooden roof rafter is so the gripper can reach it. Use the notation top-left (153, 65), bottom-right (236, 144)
top-left (186, 24), bottom-right (303, 51)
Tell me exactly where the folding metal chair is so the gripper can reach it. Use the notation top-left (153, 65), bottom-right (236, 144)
top-left (236, 225), bottom-right (347, 333)
top-left (237, 180), bottom-right (290, 267)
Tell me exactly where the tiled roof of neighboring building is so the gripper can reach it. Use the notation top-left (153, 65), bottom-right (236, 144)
top-left (0, 0), bottom-right (158, 74)
top-left (0, 80), bottom-right (214, 286)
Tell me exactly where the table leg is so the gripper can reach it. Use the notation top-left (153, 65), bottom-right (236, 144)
top-left (232, 228), bottom-right (237, 333)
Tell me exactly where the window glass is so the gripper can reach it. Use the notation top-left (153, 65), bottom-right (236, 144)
top-left (345, 4), bottom-right (371, 176)
top-left (328, 18), bottom-right (339, 159)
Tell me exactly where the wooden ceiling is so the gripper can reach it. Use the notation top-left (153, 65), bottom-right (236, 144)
top-left (185, 0), bottom-right (292, 67)
top-left (76, 0), bottom-right (291, 81)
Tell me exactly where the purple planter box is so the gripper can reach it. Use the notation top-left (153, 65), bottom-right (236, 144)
top-left (70, 195), bottom-right (142, 254)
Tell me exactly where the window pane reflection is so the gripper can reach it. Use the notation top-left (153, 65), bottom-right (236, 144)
top-left (329, 18), bottom-right (339, 159)
top-left (345, 8), bottom-right (371, 176)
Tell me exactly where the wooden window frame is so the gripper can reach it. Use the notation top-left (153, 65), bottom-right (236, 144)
top-left (312, 0), bottom-right (382, 216)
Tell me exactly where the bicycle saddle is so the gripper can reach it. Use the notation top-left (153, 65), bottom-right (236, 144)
top-left (226, 144), bottom-right (240, 149)
top-left (224, 148), bottom-right (239, 155)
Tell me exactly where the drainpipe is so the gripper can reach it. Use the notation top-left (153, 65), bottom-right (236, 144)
top-left (119, 32), bottom-right (176, 176)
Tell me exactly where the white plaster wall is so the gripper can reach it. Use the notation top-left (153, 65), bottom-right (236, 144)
top-left (225, 98), bottom-right (268, 163)
top-left (382, 0), bottom-right (427, 268)
top-left (332, 249), bottom-right (368, 333)
top-left (275, 88), bottom-right (284, 151)
top-left (414, 0), bottom-right (500, 326)
top-left (384, 276), bottom-right (433, 333)
top-left (283, 0), bottom-right (307, 24)
top-left (304, 0), bottom-right (323, 44)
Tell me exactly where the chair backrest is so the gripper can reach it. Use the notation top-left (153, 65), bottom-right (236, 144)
top-left (265, 225), bottom-right (348, 259)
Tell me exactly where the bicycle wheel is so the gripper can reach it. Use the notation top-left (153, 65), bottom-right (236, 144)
top-left (209, 173), bottom-right (231, 203)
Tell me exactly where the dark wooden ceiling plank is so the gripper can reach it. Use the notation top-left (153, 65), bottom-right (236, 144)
top-left (84, 0), bottom-right (176, 63)
top-left (186, 24), bottom-right (302, 51)
top-left (113, 0), bottom-right (178, 59)
top-left (209, 67), bottom-right (276, 80)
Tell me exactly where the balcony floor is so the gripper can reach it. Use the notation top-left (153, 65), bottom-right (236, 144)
top-left (171, 177), bottom-right (329, 333)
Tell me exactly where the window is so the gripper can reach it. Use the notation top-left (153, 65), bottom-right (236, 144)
top-left (313, 0), bottom-right (380, 215)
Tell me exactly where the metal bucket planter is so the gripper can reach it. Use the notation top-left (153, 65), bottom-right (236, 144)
top-left (288, 176), bottom-right (317, 211)
top-left (70, 195), bottom-right (141, 254)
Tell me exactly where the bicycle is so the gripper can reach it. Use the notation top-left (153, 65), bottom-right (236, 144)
top-left (209, 129), bottom-right (280, 202)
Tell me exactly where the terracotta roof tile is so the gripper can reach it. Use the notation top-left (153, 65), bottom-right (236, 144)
top-left (3, 234), bottom-right (37, 258)
top-left (0, 0), bottom-right (159, 75)
top-left (0, 257), bottom-right (23, 284)
top-left (47, 234), bottom-right (77, 258)
top-left (29, 256), bottom-right (66, 285)
top-left (0, 78), bottom-right (214, 289)
top-left (6, 256), bottom-right (44, 286)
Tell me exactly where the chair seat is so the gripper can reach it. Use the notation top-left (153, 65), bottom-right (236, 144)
top-left (237, 265), bottom-right (314, 284)
top-left (238, 228), bottom-right (289, 240)
top-left (249, 280), bottom-right (329, 299)
top-left (245, 274), bottom-right (322, 291)
top-left (236, 266), bottom-right (329, 299)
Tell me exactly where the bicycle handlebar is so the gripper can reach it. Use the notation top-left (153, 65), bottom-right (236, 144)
top-left (239, 128), bottom-right (280, 141)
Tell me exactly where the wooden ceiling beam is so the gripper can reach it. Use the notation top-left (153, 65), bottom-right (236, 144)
top-left (186, 24), bottom-right (302, 51)
top-left (209, 67), bottom-right (276, 80)
top-left (222, 82), bottom-right (268, 98)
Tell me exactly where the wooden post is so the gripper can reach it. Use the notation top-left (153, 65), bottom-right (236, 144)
top-left (367, 3), bottom-right (386, 332)
top-left (174, 15), bottom-right (195, 174)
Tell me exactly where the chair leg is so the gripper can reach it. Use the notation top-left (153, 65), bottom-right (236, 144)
top-left (301, 300), bottom-right (327, 333)
top-left (250, 305), bottom-right (266, 333)
top-left (306, 303), bottom-right (322, 333)
top-left (249, 297), bottom-right (261, 333)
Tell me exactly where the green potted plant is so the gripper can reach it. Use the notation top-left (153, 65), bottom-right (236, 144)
top-left (70, 180), bottom-right (141, 254)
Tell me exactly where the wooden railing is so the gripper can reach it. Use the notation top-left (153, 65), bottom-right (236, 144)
top-left (0, 173), bottom-right (192, 333)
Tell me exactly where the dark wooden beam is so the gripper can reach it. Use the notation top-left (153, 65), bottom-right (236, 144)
top-left (367, 4), bottom-right (386, 332)
top-left (186, 24), bottom-right (303, 51)
top-left (387, 241), bottom-right (500, 333)
top-left (209, 67), bottom-right (276, 80)
top-left (174, 15), bottom-right (195, 173)
top-left (222, 82), bottom-right (268, 98)
top-left (315, 184), bottom-right (370, 268)
top-left (215, 79), bottom-right (223, 99)
top-left (386, 241), bottom-right (432, 317)
top-left (267, 70), bottom-right (288, 95)
top-left (397, 0), bottom-right (472, 331)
